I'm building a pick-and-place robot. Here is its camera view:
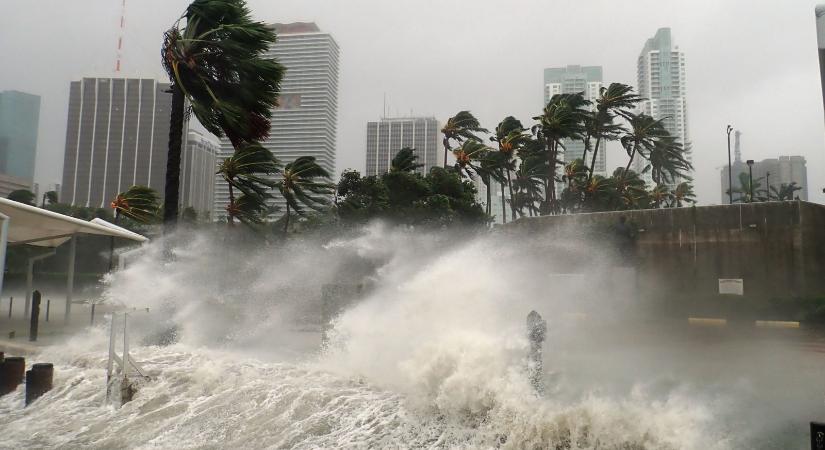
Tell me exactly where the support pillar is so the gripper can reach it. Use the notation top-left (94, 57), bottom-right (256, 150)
top-left (65, 235), bottom-right (76, 322)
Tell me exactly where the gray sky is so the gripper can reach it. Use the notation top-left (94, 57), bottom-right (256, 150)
top-left (2, 0), bottom-right (824, 204)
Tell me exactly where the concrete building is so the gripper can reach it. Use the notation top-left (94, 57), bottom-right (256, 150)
top-left (60, 77), bottom-right (172, 208)
top-left (634, 28), bottom-right (691, 186)
top-left (181, 130), bottom-right (218, 219)
top-left (720, 130), bottom-right (748, 204)
top-left (543, 65), bottom-right (606, 176)
top-left (720, 155), bottom-right (808, 202)
top-left (214, 22), bottom-right (340, 220)
top-left (365, 117), bottom-right (439, 176)
top-left (816, 5), bottom-right (825, 122)
top-left (0, 90), bottom-right (40, 182)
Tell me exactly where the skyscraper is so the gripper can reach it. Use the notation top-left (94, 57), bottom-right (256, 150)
top-left (543, 65), bottom-right (606, 175)
top-left (365, 117), bottom-right (439, 176)
top-left (214, 22), bottom-right (340, 219)
top-left (816, 5), bottom-right (825, 122)
top-left (720, 155), bottom-right (808, 202)
top-left (60, 77), bottom-right (172, 208)
top-left (634, 28), bottom-right (690, 185)
top-left (181, 130), bottom-right (218, 219)
top-left (0, 90), bottom-right (40, 182)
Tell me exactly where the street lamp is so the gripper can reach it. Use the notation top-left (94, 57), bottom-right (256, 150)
top-left (746, 159), bottom-right (755, 202)
top-left (766, 171), bottom-right (771, 201)
top-left (726, 125), bottom-right (734, 204)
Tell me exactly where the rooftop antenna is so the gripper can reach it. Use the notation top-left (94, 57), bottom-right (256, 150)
top-left (734, 130), bottom-right (742, 162)
top-left (115, 0), bottom-right (126, 72)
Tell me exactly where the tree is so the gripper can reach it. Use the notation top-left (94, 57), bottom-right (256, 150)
top-left (41, 190), bottom-right (58, 207)
top-left (618, 113), bottom-right (668, 185)
top-left (532, 93), bottom-right (590, 214)
top-left (390, 148), bottom-right (423, 173)
top-left (278, 156), bottom-right (333, 232)
top-left (644, 136), bottom-right (692, 187)
top-left (110, 185), bottom-right (160, 224)
top-left (161, 0), bottom-right (284, 227)
top-left (7, 189), bottom-right (35, 206)
top-left (587, 83), bottom-right (643, 183)
top-left (649, 184), bottom-right (672, 209)
top-left (670, 182), bottom-right (696, 207)
top-left (216, 142), bottom-right (280, 225)
top-left (729, 172), bottom-right (765, 203)
top-left (770, 182), bottom-right (803, 201)
top-left (491, 117), bottom-right (530, 221)
top-left (511, 141), bottom-right (547, 217)
top-left (441, 111), bottom-right (488, 168)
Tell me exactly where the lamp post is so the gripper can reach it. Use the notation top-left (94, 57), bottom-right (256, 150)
top-left (746, 159), bottom-right (755, 202)
top-left (766, 171), bottom-right (771, 201)
top-left (726, 125), bottom-right (734, 204)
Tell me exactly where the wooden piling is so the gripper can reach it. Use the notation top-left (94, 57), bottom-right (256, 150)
top-left (25, 363), bottom-right (53, 406)
top-left (29, 291), bottom-right (41, 342)
top-left (0, 356), bottom-right (25, 396)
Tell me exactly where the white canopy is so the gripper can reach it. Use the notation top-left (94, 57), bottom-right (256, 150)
top-left (0, 198), bottom-right (148, 247)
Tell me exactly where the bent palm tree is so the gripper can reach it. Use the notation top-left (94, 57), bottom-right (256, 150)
top-left (391, 148), bottom-right (423, 173)
top-left (619, 113), bottom-right (668, 185)
top-left (278, 156), bottom-right (334, 232)
top-left (587, 83), bottom-right (642, 182)
top-left (110, 185), bottom-right (160, 223)
top-left (492, 117), bottom-right (530, 221)
top-left (441, 111), bottom-right (488, 168)
top-left (161, 0), bottom-right (284, 226)
top-left (216, 142), bottom-right (280, 225)
top-left (645, 136), bottom-right (692, 187)
top-left (670, 182), bottom-right (696, 207)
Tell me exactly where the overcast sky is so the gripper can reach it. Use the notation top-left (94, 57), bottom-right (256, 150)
top-left (2, 0), bottom-right (824, 204)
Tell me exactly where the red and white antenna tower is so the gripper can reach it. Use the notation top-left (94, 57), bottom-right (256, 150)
top-left (115, 0), bottom-right (126, 72)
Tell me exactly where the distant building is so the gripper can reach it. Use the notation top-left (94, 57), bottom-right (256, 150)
top-left (0, 174), bottom-right (33, 198)
top-left (720, 154), bottom-right (808, 202)
top-left (60, 77), bottom-right (172, 208)
top-left (543, 65), bottom-right (606, 176)
top-left (181, 130), bottom-right (218, 219)
top-left (365, 117), bottom-right (439, 176)
top-left (474, 177), bottom-right (510, 225)
top-left (214, 22), bottom-right (340, 220)
top-left (816, 5), bottom-right (825, 122)
top-left (720, 130), bottom-right (748, 203)
top-left (634, 28), bottom-right (691, 186)
top-left (0, 90), bottom-right (40, 182)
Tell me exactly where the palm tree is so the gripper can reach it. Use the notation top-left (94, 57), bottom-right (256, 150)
top-left (161, 0), bottom-right (284, 227)
top-left (649, 184), bottom-right (672, 209)
top-left (491, 117), bottom-right (530, 221)
top-left (644, 136), bottom-right (692, 187)
top-left (390, 148), bottom-right (423, 173)
top-left (511, 153), bottom-right (546, 217)
top-left (587, 83), bottom-right (643, 183)
top-left (278, 156), bottom-right (334, 232)
top-left (730, 172), bottom-right (764, 203)
top-left (41, 190), bottom-right (58, 207)
top-left (559, 159), bottom-right (589, 213)
top-left (618, 113), bottom-right (668, 185)
top-left (670, 182), bottom-right (696, 207)
top-left (216, 142), bottom-right (280, 225)
top-left (441, 111), bottom-right (488, 168)
top-left (532, 93), bottom-right (590, 214)
top-left (110, 185), bottom-right (160, 223)
top-left (770, 182), bottom-right (803, 201)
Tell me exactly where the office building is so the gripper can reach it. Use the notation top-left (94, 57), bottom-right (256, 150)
top-left (720, 156), bottom-right (808, 202)
top-left (181, 130), bottom-right (218, 219)
top-left (0, 90), bottom-right (40, 182)
top-left (543, 65), bottom-right (606, 176)
top-left (60, 77), bottom-right (172, 208)
top-left (365, 117), bottom-right (439, 176)
top-left (634, 28), bottom-right (691, 186)
top-left (214, 22), bottom-right (340, 219)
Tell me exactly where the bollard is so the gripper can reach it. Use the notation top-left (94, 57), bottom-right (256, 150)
top-left (0, 356), bottom-right (26, 396)
top-left (29, 291), bottom-right (41, 342)
top-left (25, 363), bottom-right (53, 406)
top-left (46, 299), bottom-right (50, 322)
top-left (526, 310), bottom-right (547, 395)
top-left (7, 296), bottom-right (12, 318)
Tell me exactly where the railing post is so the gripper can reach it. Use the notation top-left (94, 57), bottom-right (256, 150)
top-left (29, 291), bottom-right (41, 342)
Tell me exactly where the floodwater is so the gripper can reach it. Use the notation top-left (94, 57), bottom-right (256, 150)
top-left (1, 224), bottom-right (823, 449)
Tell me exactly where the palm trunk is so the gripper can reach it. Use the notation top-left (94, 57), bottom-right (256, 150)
top-left (620, 144), bottom-right (638, 187)
top-left (500, 181), bottom-right (507, 224)
top-left (506, 169), bottom-right (516, 221)
top-left (546, 139), bottom-right (557, 215)
top-left (485, 177), bottom-right (491, 216)
top-left (163, 83), bottom-right (185, 229)
top-left (283, 201), bottom-right (290, 233)
top-left (443, 138), bottom-right (450, 168)
top-left (588, 137), bottom-right (602, 183)
top-left (227, 182), bottom-right (235, 225)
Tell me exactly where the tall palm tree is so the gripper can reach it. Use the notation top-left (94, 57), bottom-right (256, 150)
top-left (587, 83), bottom-right (643, 183)
top-left (278, 156), bottom-right (334, 232)
top-left (391, 147), bottom-right (423, 173)
top-left (532, 93), bottom-right (590, 214)
top-left (441, 111), bottom-right (488, 168)
top-left (644, 135), bottom-right (692, 187)
top-left (512, 153), bottom-right (546, 217)
top-left (110, 185), bottom-right (160, 224)
top-left (618, 113), bottom-right (668, 185)
top-left (161, 0), bottom-right (284, 227)
top-left (491, 117), bottom-right (530, 221)
top-left (216, 142), bottom-right (280, 225)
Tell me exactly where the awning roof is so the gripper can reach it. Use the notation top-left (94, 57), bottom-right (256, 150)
top-left (0, 198), bottom-right (149, 247)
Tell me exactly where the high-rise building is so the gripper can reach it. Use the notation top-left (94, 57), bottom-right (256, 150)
top-left (720, 130), bottom-right (748, 204)
top-left (816, 5), bottom-right (825, 122)
top-left (543, 65), bottom-right (606, 175)
top-left (0, 90), bottom-right (40, 182)
top-left (365, 117), bottom-right (439, 176)
top-left (214, 22), bottom-right (340, 220)
top-left (634, 28), bottom-right (690, 185)
top-left (60, 77), bottom-right (172, 208)
top-left (181, 130), bottom-right (218, 219)
top-left (721, 155), bottom-right (808, 203)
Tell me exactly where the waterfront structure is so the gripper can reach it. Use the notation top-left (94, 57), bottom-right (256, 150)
top-left (0, 90), bottom-right (40, 182)
top-left (181, 130), bottom-right (218, 219)
top-left (214, 22), bottom-right (340, 219)
top-left (543, 65), bottom-right (606, 176)
top-left (60, 77), bottom-right (172, 208)
top-left (365, 117), bottom-right (439, 176)
top-left (633, 28), bottom-right (691, 185)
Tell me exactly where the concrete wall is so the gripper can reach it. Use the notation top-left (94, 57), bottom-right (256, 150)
top-left (505, 202), bottom-right (825, 317)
